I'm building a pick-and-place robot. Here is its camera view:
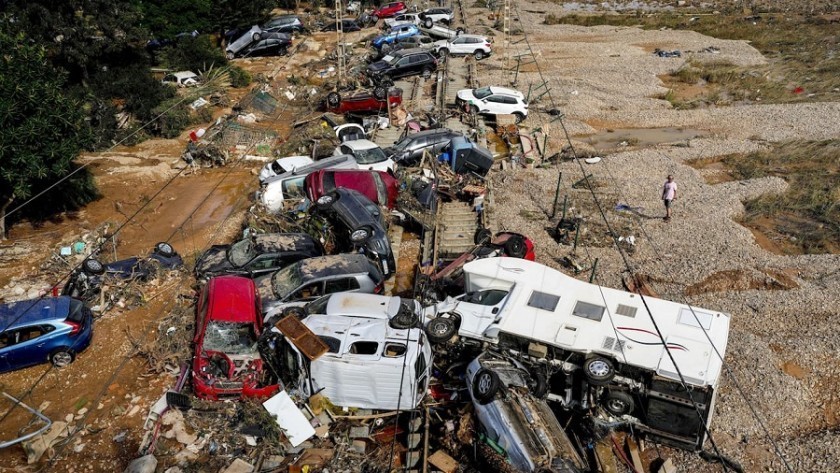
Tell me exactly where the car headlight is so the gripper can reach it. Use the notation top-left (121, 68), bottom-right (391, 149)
top-left (350, 229), bottom-right (369, 242)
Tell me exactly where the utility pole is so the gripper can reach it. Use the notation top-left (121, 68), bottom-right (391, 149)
top-left (336, 0), bottom-right (346, 87)
top-left (503, 0), bottom-right (511, 74)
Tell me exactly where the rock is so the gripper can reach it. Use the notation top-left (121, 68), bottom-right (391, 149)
top-left (124, 454), bottom-right (157, 473)
top-left (221, 458), bottom-right (255, 473)
top-left (349, 426), bottom-right (370, 438)
top-left (161, 410), bottom-right (198, 445)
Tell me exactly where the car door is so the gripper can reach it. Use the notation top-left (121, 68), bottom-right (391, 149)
top-left (450, 36), bottom-right (468, 54)
top-left (288, 281), bottom-right (325, 301)
top-left (324, 277), bottom-right (361, 295)
top-left (2, 325), bottom-right (49, 370)
top-left (454, 289), bottom-right (510, 337)
top-left (393, 56), bottom-right (412, 77)
top-left (483, 95), bottom-right (507, 114)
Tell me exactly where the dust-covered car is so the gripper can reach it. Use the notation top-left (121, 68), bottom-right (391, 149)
top-left (194, 233), bottom-right (324, 280)
top-left (192, 276), bottom-right (279, 400)
top-left (310, 188), bottom-right (396, 277)
top-left (255, 254), bottom-right (385, 314)
top-left (466, 351), bottom-right (586, 473)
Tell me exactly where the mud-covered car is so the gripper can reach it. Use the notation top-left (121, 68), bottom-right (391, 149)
top-left (255, 254), bottom-right (385, 314)
top-left (62, 242), bottom-right (183, 300)
top-left (324, 87), bottom-right (402, 115)
top-left (466, 351), bottom-right (586, 473)
top-left (192, 276), bottom-right (279, 400)
top-left (310, 188), bottom-right (396, 277)
top-left (305, 169), bottom-right (399, 209)
top-left (195, 233), bottom-right (324, 280)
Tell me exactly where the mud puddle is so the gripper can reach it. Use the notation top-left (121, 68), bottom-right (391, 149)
top-left (581, 127), bottom-right (710, 150)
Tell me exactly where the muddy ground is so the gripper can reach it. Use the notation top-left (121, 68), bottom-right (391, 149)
top-left (1, 3), bottom-right (839, 472)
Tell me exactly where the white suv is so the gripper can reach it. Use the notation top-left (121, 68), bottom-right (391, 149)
top-left (384, 13), bottom-right (421, 29)
top-left (333, 139), bottom-right (396, 173)
top-left (419, 8), bottom-right (454, 27)
top-left (456, 86), bottom-right (529, 123)
top-left (434, 35), bottom-right (491, 59)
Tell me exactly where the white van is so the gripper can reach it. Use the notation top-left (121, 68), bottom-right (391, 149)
top-left (424, 257), bottom-right (731, 450)
top-left (162, 71), bottom-right (199, 87)
top-left (258, 154), bottom-right (359, 212)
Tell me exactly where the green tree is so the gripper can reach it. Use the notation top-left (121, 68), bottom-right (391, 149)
top-left (0, 32), bottom-right (98, 238)
top-left (208, 0), bottom-right (277, 41)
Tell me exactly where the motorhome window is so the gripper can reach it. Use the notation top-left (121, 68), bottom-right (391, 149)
top-left (463, 289), bottom-right (508, 306)
top-left (349, 341), bottom-right (379, 355)
top-left (678, 308), bottom-right (713, 330)
top-left (319, 336), bottom-right (341, 353)
top-left (616, 304), bottom-right (637, 318)
top-left (572, 301), bottom-right (605, 321)
top-left (527, 291), bottom-right (560, 311)
top-left (383, 343), bottom-right (407, 357)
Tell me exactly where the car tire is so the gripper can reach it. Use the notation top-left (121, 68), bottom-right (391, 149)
top-left (474, 228), bottom-right (492, 245)
top-left (422, 67), bottom-right (433, 79)
top-left (584, 355), bottom-right (616, 386)
top-left (226, 51), bottom-right (235, 60)
top-left (424, 18), bottom-right (434, 28)
top-left (426, 316), bottom-right (456, 343)
top-left (390, 310), bottom-right (419, 330)
top-left (456, 27), bottom-right (465, 35)
top-left (154, 242), bottom-right (176, 258)
top-left (371, 14), bottom-right (379, 22)
top-left (326, 92), bottom-right (341, 107)
top-left (528, 370), bottom-right (549, 398)
top-left (469, 104), bottom-right (479, 114)
top-left (474, 50), bottom-right (486, 60)
top-left (282, 306), bottom-right (307, 319)
top-left (350, 225), bottom-right (373, 244)
top-left (472, 368), bottom-right (501, 404)
top-left (82, 258), bottom-right (105, 275)
top-left (603, 390), bottom-right (635, 416)
top-left (373, 86), bottom-right (387, 100)
top-left (503, 234), bottom-right (527, 258)
top-left (50, 348), bottom-right (75, 368)
top-left (438, 48), bottom-right (449, 57)
top-left (513, 112), bottom-right (525, 124)
top-left (253, 32), bottom-right (262, 41)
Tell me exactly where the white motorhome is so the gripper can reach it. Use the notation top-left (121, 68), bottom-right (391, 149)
top-left (424, 257), bottom-right (731, 450)
top-left (267, 293), bottom-right (432, 411)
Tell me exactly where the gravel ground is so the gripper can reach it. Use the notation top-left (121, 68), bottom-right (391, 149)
top-left (469, 3), bottom-right (840, 471)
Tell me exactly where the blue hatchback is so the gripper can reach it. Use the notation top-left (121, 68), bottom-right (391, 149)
top-left (0, 296), bottom-right (94, 373)
top-left (372, 24), bottom-right (420, 49)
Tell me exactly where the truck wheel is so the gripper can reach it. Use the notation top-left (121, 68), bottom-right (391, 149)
top-left (50, 348), bottom-right (75, 368)
top-left (426, 317), bottom-right (456, 343)
top-left (503, 235), bottom-right (527, 258)
top-left (584, 356), bottom-right (615, 386)
top-left (473, 368), bottom-right (501, 404)
top-left (603, 390), bottom-right (635, 416)
top-left (82, 258), bottom-right (105, 275)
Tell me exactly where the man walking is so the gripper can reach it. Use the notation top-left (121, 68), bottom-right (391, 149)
top-left (662, 174), bottom-right (677, 221)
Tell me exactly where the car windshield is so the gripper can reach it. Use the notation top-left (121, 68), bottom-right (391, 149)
top-left (271, 264), bottom-right (303, 299)
top-left (392, 137), bottom-right (413, 152)
top-left (203, 321), bottom-right (257, 355)
top-left (227, 239), bottom-right (255, 267)
top-left (473, 87), bottom-right (492, 99)
top-left (354, 147), bottom-right (387, 164)
top-left (305, 295), bottom-right (331, 315)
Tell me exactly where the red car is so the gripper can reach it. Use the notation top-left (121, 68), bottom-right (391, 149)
top-left (305, 169), bottom-right (399, 209)
top-left (192, 276), bottom-right (279, 400)
top-left (325, 87), bottom-right (402, 115)
top-left (372, 1), bottom-right (407, 19)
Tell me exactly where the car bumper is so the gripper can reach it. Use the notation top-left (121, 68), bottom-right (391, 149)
top-left (192, 374), bottom-right (280, 401)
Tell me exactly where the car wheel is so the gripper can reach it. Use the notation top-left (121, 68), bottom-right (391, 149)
top-left (253, 32), bottom-right (262, 41)
top-left (474, 50), bottom-right (485, 60)
top-left (474, 228), bottom-right (493, 245)
top-left (154, 242), bottom-right (175, 258)
top-left (584, 355), bottom-right (616, 386)
top-left (603, 390), bottom-right (635, 416)
top-left (426, 316), bottom-right (456, 343)
top-left (326, 92), bottom-right (341, 107)
top-left (390, 310), bottom-right (419, 330)
top-left (50, 349), bottom-right (75, 368)
top-left (438, 48), bottom-right (449, 57)
top-left (503, 235), bottom-right (527, 258)
top-left (82, 258), bottom-right (105, 275)
top-left (373, 85), bottom-right (387, 100)
top-left (528, 370), bottom-right (549, 398)
top-left (469, 104), bottom-right (479, 114)
top-left (456, 27), bottom-right (465, 35)
top-left (226, 51), bottom-right (235, 60)
top-left (371, 14), bottom-right (379, 22)
top-left (350, 226), bottom-right (373, 244)
top-left (472, 368), bottom-right (501, 404)
top-left (424, 18), bottom-right (433, 28)
top-left (513, 112), bottom-right (526, 124)
top-left (422, 67), bottom-right (432, 79)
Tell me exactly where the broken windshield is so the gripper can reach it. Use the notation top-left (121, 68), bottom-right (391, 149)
top-left (228, 239), bottom-right (255, 267)
top-left (271, 264), bottom-right (303, 299)
top-left (203, 321), bottom-right (257, 355)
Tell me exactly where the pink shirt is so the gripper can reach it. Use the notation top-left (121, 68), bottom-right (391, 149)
top-left (663, 181), bottom-right (677, 200)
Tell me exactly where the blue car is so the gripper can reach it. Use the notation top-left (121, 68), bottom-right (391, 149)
top-left (372, 24), bottom-right (420, 49)
top-left (0, 296), bottom-right (94, 373)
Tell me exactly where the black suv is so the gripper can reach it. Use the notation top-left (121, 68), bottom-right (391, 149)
top-left (195, 233), bottom-right (324, 279)
top-left (237, 36), bottom-right (292, 58)
top-left (367, 48), bottom-right (437, 83)
top-left (322, 19), bottom-right (361, 32)
top-left (385, 128), bottom-right (462, 166)
top-left (310, 188), bottom-right (396, 278)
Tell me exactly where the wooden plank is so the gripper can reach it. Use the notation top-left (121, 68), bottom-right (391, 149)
top-left (427, 450), bottom-right (458, 473)
top-left (657, 457), bottom-right (677, 473)
top-left (594, 439), bottom-right (619, 473)
top-left (275, 315), bottom-right (329, 361)
top-left (626, 436), bottom-right (645, 473)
